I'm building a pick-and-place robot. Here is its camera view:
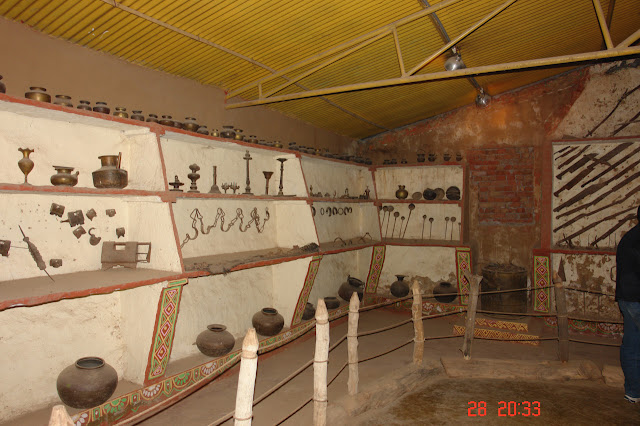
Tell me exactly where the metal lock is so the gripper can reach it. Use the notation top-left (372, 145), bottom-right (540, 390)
top-left (106, 209), bottom-right (116, 217)
top-left (86, 209), bottom-right (97, 221)
top-left (0, 240), bottom-right (10, 256)
top-left (73, 226), bottom-right (86, 239)
top-left (50, 203), bottom-right (65, 217)
top-left (62, 210), bottom-right (85, 227)
top-left (49, 259), bottom-right (62, 268)
top-left (116, 227), bottom-right (125, 238)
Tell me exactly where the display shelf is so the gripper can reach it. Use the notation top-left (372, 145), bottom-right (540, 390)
top-left (309, 197), bottom-right (374, 203)
top-left (379, 201), bottom-right (462, 241)
top-left (372, 161), bottom-right (464, 169)
top-left (550, 247), bottom-right (616, 256)
top-left (313, 202), bottom-right (381, 244)
top-left (317, 240), bottom-right (379, 253)
top-left (0, 183), bottom-right (163, 198)
top-left (165, 191), bottom-right (307, 203)
top-left (300, 155), bottom-right (374, 200)
top-left (375, 198), bottom-right (462, 205)
top-left (373, 164), bottom-right (464, 200)
top-left (382, 238), bottom-right (464, 247)
top-left (0, 268), bottom-right (183, 311)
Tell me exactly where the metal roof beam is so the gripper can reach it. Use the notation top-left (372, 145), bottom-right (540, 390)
top-left (592, 0), bottom-right (613, 49)
top-left (225, 46), bottom-right (640, 109)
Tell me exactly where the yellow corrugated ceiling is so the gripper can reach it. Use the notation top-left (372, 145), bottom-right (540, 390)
top-left (1, 0), bottom-right (639, 139)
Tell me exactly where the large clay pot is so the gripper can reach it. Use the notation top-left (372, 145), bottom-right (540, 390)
top-left (51, 166), bottom-right (79, 187)
top-left (252, 308), bottom-right (284, 336)
top-left (338, 276), bottom-right (364, 302)
top-left (395, 185), bottom-right (409, 200)
top-left (324, 296), bottom-right (340, 310)
top-left (433, 282), bottom-right (457, 303)
top-left (92, 155), bottom-right (128, 189)
top-left (56, 357), bottom-right (118, 409)
top-left (390, 274), bottom-right (409, 298)
top-left (302, 303), bottom-right (316, 320)
top-left (196, 324), bottom-right (235, 357)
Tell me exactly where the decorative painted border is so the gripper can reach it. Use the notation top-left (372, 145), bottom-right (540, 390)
top-left (364, 245), bottom-right (386, 294)
top-left (455, 247), bottom-right (472, 305)
top-left (475, 318), bottom-right (528, 333)
top-left (544, 317), bottom-right (623, 337)
top-left (144, 279), bottom-right (186, 384)
top-left (290, 255), bottom-right (323, 326)
top-left (452, 325), bottom-right (539, 346)
top-left (533, 255), bottom-right (551, 313)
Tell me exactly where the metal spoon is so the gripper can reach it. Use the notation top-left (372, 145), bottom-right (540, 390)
top-left (381, 205), bottom-right (388, 229)
top-left (450, 217), bottom-right (456, 240)
top-left (385, 206), bottom-right (394, 238)
top-left (421, 214), bottom-right (427, 240)
top-left (444, 217), bottom-right (450, 240)
top-left (391, 211), bottom-right (399, 239)
top-left (429, 217), bottom-right (434, 239)
top-left (402, 203), bottom-right (415, 238)
top-left (399, 216), bottom-right (405, 238)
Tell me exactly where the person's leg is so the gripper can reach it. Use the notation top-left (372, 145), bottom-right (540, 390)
top-left (619, 300), bottom-right (640, 400)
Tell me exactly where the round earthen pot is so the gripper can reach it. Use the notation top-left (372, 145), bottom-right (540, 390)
top-left (302, 303), bottom-right (316, 320)
top-left (196, 324), bottom-right (235, 357)
top-left (433, 282), bottom-right (457, 303)
top-left (56, 357), bottom-right (118, 409)
top-left (338, 275), bottom-right (364, 302)
top-left (324, 296), bottom-right (340, 310)
top-left (252, 308), bottom-right (284, 336)
top-left (390, 274), bottom-right (409, 298)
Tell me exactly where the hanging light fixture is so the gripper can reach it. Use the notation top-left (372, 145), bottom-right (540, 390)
top-left (475, 88), bottom-right (491, 108)
top-left (444, 47), bottom-right (465, 71)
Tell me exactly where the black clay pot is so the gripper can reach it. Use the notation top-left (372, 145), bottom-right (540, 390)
top-left (302, 302), bottom-right (316, 320)
top-left (196, 324), bottom-right (235, 357)
top-left (390, 274), bottom-right (409, 298)
top-left (446, 186), bottom-right (461, 201)
top-left (423, 188), bottom-right (437, 200)
top-left (338, 276), bottom-right (364, 302)
top-left (324, 296), bottom-right (340, 310)
top-left (252, 307), bottom-right (284, 336)
top-left (433, 282), bottom-right (457, 303)
top-left (56, 357), bottom-right (118, 409)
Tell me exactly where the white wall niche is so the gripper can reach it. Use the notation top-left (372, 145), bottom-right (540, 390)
top-left (301, 156), bottom-right (374, 198)
top-left (374, 165), bottom-right (463, 200)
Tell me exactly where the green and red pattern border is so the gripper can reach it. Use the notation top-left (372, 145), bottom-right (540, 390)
top-left (455, 247), bottom-right (472, 305)
top-left (543, 317), bottom-right (623, 337)
top-left (533, 255), bottom-right (551, 313)
top-left (364, 245), bottom-right (386, 294)
top-left (290, 255), bottom-right (323, 326)
top-left (144, 279), bottom-right (186, 384)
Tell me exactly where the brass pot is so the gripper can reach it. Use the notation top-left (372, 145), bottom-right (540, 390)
top-left (159, 115), bottom-right (174, 127)
top-left (173, 121), bottom-right (183, 129)
top-left (146, 113), bottom-right (159, 123)
top-left (131, 110), bottom-right (144, 121)
top-left (25, 87), bottom-right (51, 103)
top-left (220, 125), bottom-right (235, 139)
top-left (54, 95), bottom-right (73, 107)
top-left (93, 102), bottom-right (110, 114)
top-left (183, 117), bottom-right (200, 132)
top-left (51, 166), bottom-right (79, 187)
top-left (113, 107), bottom-right (128, 119)
top-left (196, 126), bottom-right (209, 135)
top-left (302, 303), bottom-right (316, 320)
top-left (395, 185), bottom-right (409, 200)
top-left (234, 129), bottom-right (244, 141)
top-left (77, 100), bottom-right (92, 111)
top-left (92, 155), bottom-right (128, 189)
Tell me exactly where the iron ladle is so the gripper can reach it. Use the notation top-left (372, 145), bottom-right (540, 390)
top-left (421, 215), bottom-right (427, 240)
top-left (391, 211), bottom-right (399, 239)
top-left (450, 217), bottom-right (456, 240)
top-left (402, 203), bottom-right (415, 238)
top-left (385, 206), bottom-right (395, 238)
top-left (429, 217), bottom-right (434, 239)
top-left (399, 216), bottom-right (405, 238)
top-left (445, 217), bottom-right (450, 240)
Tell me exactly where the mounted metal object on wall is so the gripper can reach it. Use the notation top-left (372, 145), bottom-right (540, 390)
top-left (243, 150), bottom-right (253, 195)
top-left (86, 209), bottom-right (97, 221)
top-left (62, 210), bottom-right (85, 227)
top-left (73, 226), bottom-right (86, 239)
top-left (101, 241), bottom-right (151, 269)
top-left (209, 166), bottom-right (221, 194)
top-left (49, 259), bottom-right (62, 268)
top-left (263, 171), bottom-right (274, 195)
top-left (106, 209), bottom-right (116, 217)
top-left (116, 228), bottom-right (125, 238)
top-left (50, 203), bottom-right (65, 217)
top-left (18, 225), bottom-right (53, 281)
top-left (0, 240), bottom-right (10, 256)
top-left (169, 175), bottom-right (184, 192)
top-left (88, 228), bottom-right (101, 246)
top-left (188, 164), bottom-right (200, 193)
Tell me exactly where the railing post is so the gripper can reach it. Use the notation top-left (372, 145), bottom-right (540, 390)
top-left (553, 272), bottom-right (570, 363)
top-left (48, 405), bottom-right (74, 426)
top-left (462, 271), bottom-right (480, 360)
top-left (347, 292), bottom-right (360, 396)
top-left (313, 299), bottom-right (329, 426)
top-left (234, 328), bottom-right (259, 426)
top-left (412, 280), bottom-right (424, 366)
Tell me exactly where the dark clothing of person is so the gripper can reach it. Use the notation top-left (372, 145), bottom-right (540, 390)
top-left (615, 223), bottom-right (640, 302)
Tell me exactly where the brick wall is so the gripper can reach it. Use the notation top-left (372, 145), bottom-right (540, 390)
top-left (468, 147), bottom-right (535, 224)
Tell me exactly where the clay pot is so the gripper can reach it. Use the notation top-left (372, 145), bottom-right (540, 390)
top-left (433, 282), bottom-right (457, 303)
top-left (0, 75), bottom-right (5, 93)
top-left (417, 152), bottom-right (426, 163)
top-left (196, 324), bottom-right (235, 357)
top-left (252, 307), bottom-right (284, 336)
top-left (324, 296), bottom-right (340, 310)
top-left (220, 125), bottom-right (236, 139)
top-left (159, 115), bottom-right (174, 127)
top-left (390, 274), bottom-right (409, 298)
top-left (423, 188), bottom-right (436, 200)
top-left (77, 100), bottom-right (92, 111)
top-left (54, 95), bottom-right (73, 107)
top-left (51, 166), bottom-right (79, 187)
top-left (338, 276), bottom-right (364, 302)
top-left (434, 188), bottom-right (445, 200)
top-left (183, 117), bottom-right (200, 132)
top-left (446, 186), bottom-right (461, 201)
top-left (25, 87), bottom-right (51, 103)
top-left (395, 185), bottom-right (409, 200)
top-left (92, 155), bottom-right (128, 189)
top-left (93, 102), bottom-right (110, 114)
top-left (302, 303), bottom-right (316, 320)
top-left (56, 357), bottom-right (118, 409)
top-left (113, 107), bottom-right (128, 119)
top-left (131, 110), bottom-right (145, 121)
top-left (146, 114), bottom-right (159, 123)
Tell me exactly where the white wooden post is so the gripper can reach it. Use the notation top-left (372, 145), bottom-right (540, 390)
top-left (347, 292), bottom-right (360, 396)
top-left (48, 405), bottom-right (74, 426)
top-left (234, 328), bottom-right (259, 426)
top-left (412, 280), bottom-right (424, 366)
top-left (462, 271), bottom-right (481, 360)
top-left (553, 271), bottom-right (570, 363)
top-left (313, 299), bottom-right (330, 426)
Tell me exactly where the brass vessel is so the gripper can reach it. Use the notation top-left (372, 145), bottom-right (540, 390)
top-left (93, 102), bottom-right (110, 114)
top-left (18, 148), bottom-right (35, 184)
top-left (25, 87), bottom-right (51, 103)
top-left (146, 114), bottom-right (159, 123)
top-left (54, 95), bottom-right (73, 107)
top-left (92, 155), bottom-right (128, 189)
top-left (113, 107), bottom-right (128, 119)
top-left (183, 117), bottom-right (200, 132)
top-left (77, 100), bottom-right (92, 111)
top-left (51, 166), bottom-right (79, 187)
top-left (131, 110), bottom-right (144, 121)
top-left (159, 115), bottom-right (174, 127)
top-left (234, 129), bottom-right (244, 141)
top-left (220, 125), bottom-right (235, 139)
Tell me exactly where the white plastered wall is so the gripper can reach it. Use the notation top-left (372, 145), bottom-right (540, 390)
top-left (307, 249), bottom-right (370, 307)
top-left (314, 203), bottom-right (380, 243)
top-left (301, 157), bottom-right (373, 197)
top-left (374, 166), bottom-right (463, 200)
top-left (272, 258), bottom-right (313, 325)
